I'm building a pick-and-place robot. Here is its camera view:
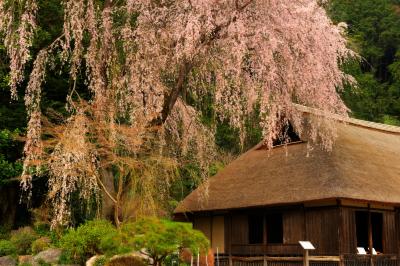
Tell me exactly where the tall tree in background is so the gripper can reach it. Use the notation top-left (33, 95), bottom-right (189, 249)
top-left (329, 0), bottom-right (400, 124)
top-left (0, 0), bottom-right (353, 227)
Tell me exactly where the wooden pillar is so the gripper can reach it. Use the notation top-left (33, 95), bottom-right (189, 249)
top-left (229, 213), bottom-right (232, 266)
top-left (303, 250), bottom-right (310, 266)
top-left (368, 206), bottom-right (374, 266)
top-left (339, 255), bottom-right (344, 266)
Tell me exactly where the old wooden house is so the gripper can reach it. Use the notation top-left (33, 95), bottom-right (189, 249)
top-left (174, 107), bottom-right (400, 266)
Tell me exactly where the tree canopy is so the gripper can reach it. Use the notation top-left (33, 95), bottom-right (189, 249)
top-left (0, 0), bottom-right (367, 228)
top-left (328, 0), bottom-right (400, 125)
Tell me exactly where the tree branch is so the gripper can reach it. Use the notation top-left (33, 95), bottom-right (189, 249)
top-left (152, 60), bottom-right (193, 125)
top-left (96, 175), bottom-right (117, 204)
top-left (235, 0), bottom-right (254, 11)
top-left (152, 0), bottom-right (254, 126)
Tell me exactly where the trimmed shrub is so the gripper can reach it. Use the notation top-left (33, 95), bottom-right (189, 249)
top-left (10, 227), bottom-right (38, 255)
top-left (106, 255), bottom-right (146, 266)
top-left (120, 217), bottom-right (209, 266)
top-left (58, 220), bottom-right (120, 265)
top-left (31, 237), bottom-right (51, 254)
top-left (0, 239), bottom-right (17, 256)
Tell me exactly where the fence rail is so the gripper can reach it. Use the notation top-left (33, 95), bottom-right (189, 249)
top-left (215, 255), bottom-right (399, 266)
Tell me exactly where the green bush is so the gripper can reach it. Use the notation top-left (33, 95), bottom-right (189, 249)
top-left (37, 259), bottom-right (51, 266)
top-left (57, 218), bottom-right (209, 265)
top-left (0, 239), bottom-right (17, 256)
top-left (120, 217), bottom-right (209, 266)
top-left (33, 222), bottom-right (51, 237)
top-left (31, 237), bottom-right (51, 254)
top-left (107, 255), bottom-right (146, 266)
top-left (58, 220), bottom-right (120, 264)
top-left (10, 227), bottom-right (38, 255)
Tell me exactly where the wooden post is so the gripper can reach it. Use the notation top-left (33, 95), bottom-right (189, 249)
top-left (303, 250), bottom-right (310, 266)
top-left (263, 255), bottom-right (268, 266)
top-left (229, 213), bottom-right (233, 266)
top-left (339, 255), bottom-right (344, 266)
top-left (368, 207), bottom-right (374, 266)
top-left (216, 247), bottom-right (220, 266)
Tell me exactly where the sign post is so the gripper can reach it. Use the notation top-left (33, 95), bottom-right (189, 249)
top-left (299, 241), bottom-right (315, 266)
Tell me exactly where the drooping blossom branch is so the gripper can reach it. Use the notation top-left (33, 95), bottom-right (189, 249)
top-left (0, 0), bottom-right (355, 226)
top-left (47, 112), bottom-right (99, 228)
top-left (0, 0), bottom-right (38, 99)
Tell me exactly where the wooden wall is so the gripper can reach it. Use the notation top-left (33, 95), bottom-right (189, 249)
top-left (305, 207), bottom-right (340, 255)
top-left (383, 211), bottom-right (397, 254)
top-left (339, 207), bottom-right (356, 254)
top-left (193, 215), bottom-right (226, 253)
top-left (339, 206), bottom-right (398, 255)
top-left (228, 207), bottom-right (308, 256)
top-left (231, 214), bottom-right (248, 245)
top-left (212, 216), bottom-right (226, 253)
top-left (283, 209), bottom-right (305, 244)
top-left (191, 204), bottom-right (400, 257)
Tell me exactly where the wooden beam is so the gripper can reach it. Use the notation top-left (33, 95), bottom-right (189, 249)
top-left (309, 256), bottom-right (341, 262)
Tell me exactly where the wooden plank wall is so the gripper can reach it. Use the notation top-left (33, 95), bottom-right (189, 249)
top-left (339, 207), bottom-right (398, 255)
top-left (305, 208), bottom-right (340, 256)
top-left (224, 206), bottom-right (399, 257)
top-left (339, 207), bottom-right (356, 254)
top-left (225, 213), bottom-right (232, 255)
top-left (283, 209), bottom-right (305, 244)
top-left (397, 210), bottom-right (400, 256)
top-left (383, 211), bottom-right (397, 254)
top-left (231, 214), bottom-right (248, 245)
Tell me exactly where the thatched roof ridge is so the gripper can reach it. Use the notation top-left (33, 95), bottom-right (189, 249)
top-left (175, 107), bottom-right (400, 213)
top-left (295, 104), bottom-right (400, 135)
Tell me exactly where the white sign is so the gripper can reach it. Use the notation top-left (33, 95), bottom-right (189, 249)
top-left (372, 248), bottom-right (377, 255)
top-left (299, 241), bottom-right (315, 250)
top-left (357, 247), bottom-right (367, 255)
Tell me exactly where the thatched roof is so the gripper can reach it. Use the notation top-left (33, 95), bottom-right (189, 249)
top-left (175, 108), bottom-right (400, 213)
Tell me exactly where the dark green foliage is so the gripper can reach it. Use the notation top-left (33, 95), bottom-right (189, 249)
top-left (0, 226), bottom-right (11, 240)
top-left (329, 0), bottom-right (400, 124)
top-left (215, 121), bottom-right (241, 154)
top-left (33, 222), bottom-right (51, 237)
top-left (0, 129), bottom-right (23, 186)
top-left (37, 259), bottom-right (52, 266)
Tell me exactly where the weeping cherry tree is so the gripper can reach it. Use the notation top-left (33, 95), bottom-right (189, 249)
top-left (0, 0), bottom-right (353, 227)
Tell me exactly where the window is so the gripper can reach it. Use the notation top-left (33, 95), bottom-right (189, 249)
top-left (355, 211), bottom-right (369, 249)
top-left (248, 215), bottom-right (264, 244)
top-left (355, 211), bottom-right (384, 253)
top-left (371, 212), bottom-right (383, 253)
top-left (272, 123), bottom-right (301, 146)
top-left (266, 213), bottom-right (283, 244)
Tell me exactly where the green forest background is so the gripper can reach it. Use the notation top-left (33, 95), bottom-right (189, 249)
top-left (0, 0), bottom-right (399, 228)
